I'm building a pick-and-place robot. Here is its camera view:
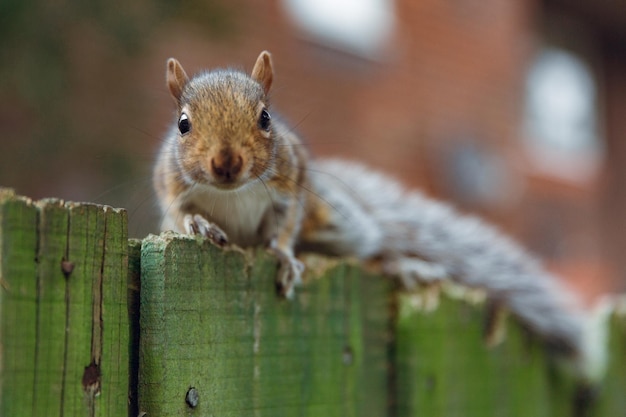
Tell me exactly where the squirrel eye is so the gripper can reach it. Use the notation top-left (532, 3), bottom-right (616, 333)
top-left (258, 109), bottom-right (271, 132)
top-left (178, 113), bottom-right (191, 135)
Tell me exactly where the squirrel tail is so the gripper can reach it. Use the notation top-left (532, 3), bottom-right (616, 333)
top-left (311, 159), bottom-right (610, 382)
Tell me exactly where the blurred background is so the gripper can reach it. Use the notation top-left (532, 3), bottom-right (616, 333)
top-left (1, 0), bottom-right (624, 300)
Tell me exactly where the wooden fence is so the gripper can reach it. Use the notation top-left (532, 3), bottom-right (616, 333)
top-left (1, 188), bottom-right (625, 416)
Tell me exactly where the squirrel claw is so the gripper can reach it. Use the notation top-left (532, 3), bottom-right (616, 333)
top-left (276, 258), bottom-right (303, 299)
top-left (183, 214), bottom-right (229, 247)
top-left (268, 244), bottom-right (304, 299)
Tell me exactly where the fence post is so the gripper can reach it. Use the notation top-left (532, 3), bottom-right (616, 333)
top-left (138, 232), bottom-right (392, 416)
top-left (0, 189), bottom-right (129, 417)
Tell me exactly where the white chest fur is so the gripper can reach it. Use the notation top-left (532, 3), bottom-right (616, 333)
top-left (181, 180), bottom-right (276, 246)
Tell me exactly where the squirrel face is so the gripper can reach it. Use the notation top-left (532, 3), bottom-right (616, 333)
top-left (166, 52), bottom-right (275, 190)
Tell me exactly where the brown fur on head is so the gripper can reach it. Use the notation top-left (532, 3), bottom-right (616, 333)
top-left (165, 51), bottom-right (276, 189)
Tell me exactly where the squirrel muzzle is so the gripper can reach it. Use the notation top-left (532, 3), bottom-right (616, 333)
top-left (210, 148), bottom-right (244, 184)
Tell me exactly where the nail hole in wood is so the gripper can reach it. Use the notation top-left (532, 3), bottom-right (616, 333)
top-left (186, 387), bottom-right (199, 408)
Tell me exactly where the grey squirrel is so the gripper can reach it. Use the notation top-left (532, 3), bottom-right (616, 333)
top-left (153, 50), bottom-right (607, 381)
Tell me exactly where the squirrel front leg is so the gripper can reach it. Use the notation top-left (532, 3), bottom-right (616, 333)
top-left (264, 139), bottom-right (308, 299)
top-left (267, 199), bottom-right (305, 299)
top-left (183, 213), bottom-right (229, 247)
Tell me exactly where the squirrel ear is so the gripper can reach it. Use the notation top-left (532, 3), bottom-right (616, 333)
top-left (166, 58), bottom-right (189, 103)
top-left (251, 51), bottom-right (273, 95)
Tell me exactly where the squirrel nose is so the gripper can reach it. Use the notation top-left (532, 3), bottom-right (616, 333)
top-left (211, 151), bottom-right (243, 181)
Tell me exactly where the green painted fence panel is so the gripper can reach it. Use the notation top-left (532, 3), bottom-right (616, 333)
top-left (0, 189), bottom-right (129, 417)
top-left (0, 189), bottom-right (39, 416)
top-left (1, 188), bottom-right (625, 417)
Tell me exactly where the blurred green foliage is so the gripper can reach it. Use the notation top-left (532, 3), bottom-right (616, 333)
top-left (0, 0), bottom-right (236, 235)
top-left (0, 0), bottom-right (235, 107)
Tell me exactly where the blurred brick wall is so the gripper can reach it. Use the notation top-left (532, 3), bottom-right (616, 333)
top-left (137, 0), bottom-right (624, 298)
top-left (601, 44), bottom-right (626, 286)
top-left (1, 0), bottom-right (622, 298)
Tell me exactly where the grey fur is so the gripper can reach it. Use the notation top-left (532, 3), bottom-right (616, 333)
top-left (305, 159), bottom-right (584, 352)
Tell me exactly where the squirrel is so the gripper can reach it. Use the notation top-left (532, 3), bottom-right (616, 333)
top-left (153, 50), bottom-right (607, 381)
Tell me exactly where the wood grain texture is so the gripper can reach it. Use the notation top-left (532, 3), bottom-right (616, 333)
top-left (394, 291), bottom-right (556, 417)
top-left (393, 289), bottom-right (626, 417)
top-left (2, 188), bottom-right (626, 417)
top-left (0, 189), bottom-right (129, 416)
top-left (33, 198), bottom-right (70, 416)
top-left (0, 189), bottom-right (38, 416)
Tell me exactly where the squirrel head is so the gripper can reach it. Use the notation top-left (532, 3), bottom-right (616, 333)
top-left (165, 51), bottom-right (276, 190)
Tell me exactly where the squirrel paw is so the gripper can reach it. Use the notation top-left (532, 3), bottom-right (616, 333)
top-left (183, 214), bottom-right (229, 247)
top-left (276, 256), bottom-right (305, 299)
top-left (268, 243), bottom-right (304, 299)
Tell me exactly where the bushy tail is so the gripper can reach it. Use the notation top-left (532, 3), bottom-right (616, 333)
top-left (312, 158), bottom-right (609, 381)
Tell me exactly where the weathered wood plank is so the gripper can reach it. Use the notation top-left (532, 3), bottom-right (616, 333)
top-left (0, 189), bottom-right (39, 416)
top-left (0, 190), bottom-right (129, 416)
top-left (98, 205), bottom-right (129, 416)
top-left (63, 202), bottom-right (106, 416)
top-left (138, 233), bottom-right (391, 417)
top-left (33, 198), bottom-right (69, 416)
top-left (63, 202), bottom-right (129, 417)
top-left (395, 286), bottom-right (591, 417)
